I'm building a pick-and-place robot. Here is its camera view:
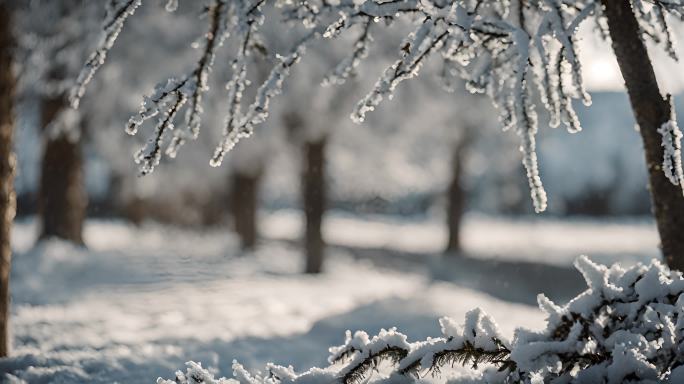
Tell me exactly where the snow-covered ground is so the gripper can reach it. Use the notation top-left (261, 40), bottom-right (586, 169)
top-left (264, 210), bottom-right (660, 267)
top-left (0, 213), bottom-right (661, 383)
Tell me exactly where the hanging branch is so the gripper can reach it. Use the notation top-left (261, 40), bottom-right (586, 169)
top-left (167, 0), bottom-right (232, 157)
top-left (72, 0), bottom-right (684, 211)
top-left (70, 0), bottom-right (142, 108)
top-left (125, 0), bottom-right (232, 174)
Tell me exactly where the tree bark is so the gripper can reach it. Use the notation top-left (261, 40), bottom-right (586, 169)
top-left (602, 0), bottom-right (684, 271)
top-left (0, 2), bottom-right (16, 358)
top-left (445, 140), bottom-right (468, 254)
top-left (230, 170), bottom-right (261, 250)
top-left (38, 97), bottom-right (86, 245)
top-left (303, 138), bottom-right (326, 274)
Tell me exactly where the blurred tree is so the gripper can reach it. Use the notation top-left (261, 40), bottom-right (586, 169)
top-left (302, 137), bottom-right (327, 273)
top-left (229, 170), bottom-right (261, 250)
top-left (228, 140), bottom-right (267, 250)
top-left (445, 129), bottom-right (472, 254)
top-left (38, 96), bottom-right (86, 244)
top-left (0, 0), bottom-right (97, 355)
top-left (0, 0), bottom-right (16, 358)
top-left (282, 48), bottom-right (360, 273)
top-left (284, 111), bottom-right (328, 273)
top-left (17, 0), bottom-right (97, 245)
top-left (302, 136), bottom-right (327, 274)
top-left (225, 52), bottom-right (275, 251)
top-left (437, 85), bottom-right (493, 255)
top-left (283, 110), bottom-right (328, 274)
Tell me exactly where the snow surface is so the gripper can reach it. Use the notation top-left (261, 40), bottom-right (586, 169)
top-left (263, 210), bottom-right (659, 267)
top-left (1, 213), bottom-right (660, 383)
top-left (2, 216), bottom-right (546, 383)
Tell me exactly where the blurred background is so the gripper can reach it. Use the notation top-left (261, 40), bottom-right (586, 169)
top-left (14, 1), bottom-right (682, 244)
top-left (4, 1), bottom-right (684, 383)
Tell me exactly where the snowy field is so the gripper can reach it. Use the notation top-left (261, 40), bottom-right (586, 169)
top-left (0, 213), bottom-right (661, 383)
top-left (264, 210), bottom-right (660, 267)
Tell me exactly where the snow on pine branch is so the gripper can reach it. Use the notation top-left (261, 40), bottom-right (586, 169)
top-left (159, 256), bottom-right (684, 383)
top-left (73, 0), bottom-right (684, 211)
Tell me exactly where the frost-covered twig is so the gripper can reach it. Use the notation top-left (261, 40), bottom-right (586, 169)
top-left (321, 18), bottom-right (373, 86)
top-left (167, 0), bottom-right (232, 157)
top-left (632, 0), bottom-right (682, 61)
top-left (134, 91), bottom-right (187, 174)
top-left (209, 27), bottom-right (318, 167)
top-left (70, 0), bottom-right (142, 108)
top-left (125, 0), bottom-right (232, 173)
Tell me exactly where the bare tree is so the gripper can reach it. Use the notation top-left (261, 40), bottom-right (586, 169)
top-left (601, 0), bottom-right (684, 270)
top-left (0, 1), bottom-right (16, 358)
top-left (38, 96), bottom-right (86, 244)
top-left (230, 168), bottom-right (262, 250)
top-left (302, 137), bottom-right (327, 274)
top-left (283, 110), bottom-right (328, 274)
top-left (445, 131), bottom-right (472, 254)
top-left (17, 0), bottom-right (98, 245)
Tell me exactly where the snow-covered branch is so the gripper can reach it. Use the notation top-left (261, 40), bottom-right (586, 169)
top-left (69, 0), bottom-right (142, 108)
top-left (633, 0), bottom-right (683, 60)
top-left (73, 0), bottom-right (684, 210)
top-left (158, 256), bottom-right (684, 383)
top-left (209, 21), bottom-right (319, 167)
top-left (167, 0), bottom-right (232, 157)
top-left (321, 19), bottom-right (373, 86)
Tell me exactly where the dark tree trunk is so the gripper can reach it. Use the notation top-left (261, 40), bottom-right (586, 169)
top-left (0, 2), bottom-right (16, 358)
top-left (38, 97), bottom-right (86, 245)
top-left (602, 0), bottom-right (684, 271)
top-left (302, 138), bottom-right (326, 274)
top-left (230, 170), bottom-right (261, 250)
top-left (445, 140), bottom-right (468, 254)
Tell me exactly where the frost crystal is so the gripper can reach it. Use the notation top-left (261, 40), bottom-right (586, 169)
top-left (658, 118), bottom-right (684, 191)
top-left (165, 0), bottom-right (178, 12)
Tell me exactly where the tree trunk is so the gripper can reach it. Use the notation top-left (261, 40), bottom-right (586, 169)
top-left (38, 97), bottom-right (86, 245)
top-left (0, 2), bottom-right (16, 358)
top-left (303, 138), bottom-right (326, 274)
top-left (230, 170), bottom-right (261, 250)
top-left (445, 140), bottom-right (468, 254)
top-left (602, 0), bottom-right (684, 271)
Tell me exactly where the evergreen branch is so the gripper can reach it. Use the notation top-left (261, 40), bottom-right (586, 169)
top-left (341, 345), bottom-right (409, 384)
